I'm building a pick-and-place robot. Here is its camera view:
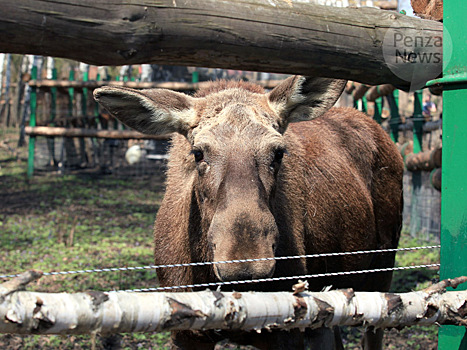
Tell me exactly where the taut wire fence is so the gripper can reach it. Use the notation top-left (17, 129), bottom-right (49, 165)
top-left (1, 245), bottom-right (440, 292)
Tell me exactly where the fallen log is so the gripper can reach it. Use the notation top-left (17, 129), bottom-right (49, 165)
top-left (0, 0), bottom-right (443, 88)
top-left (0, 272), bottom-right (466, 335)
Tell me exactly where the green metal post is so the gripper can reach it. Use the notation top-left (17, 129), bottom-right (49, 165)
top-left (436, 0), bottom-right (467, 348)
top-left (82, 70), bottom-right (88, 117)
top-left (48, 67), bottom-right (57, 166)
top-left (361, 96), bottom-right (368, 114)
top-left (353, 98), bottom-right (358, 110)
top-left (192, 70), bottom-right (199, 83)
top-left (412, 90), bottom-right (424, 154)
top-left (68, 69), bottom-right (75, 124)
top-left (409, 90), bottom-right (424, 237)
top-left (387, 90), bottom-right (400, 143)
top-left (373, 97), bottom-right (383, 124)
top-left (94, 73), bottom-right (101, 122)
top-left (51, 68), bottom-right (57, 124)
top-left (27, 66), bottom-right (38, 178)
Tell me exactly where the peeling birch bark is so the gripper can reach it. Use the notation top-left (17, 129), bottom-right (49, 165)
top-left (0, 276), bottom-right (466, 335)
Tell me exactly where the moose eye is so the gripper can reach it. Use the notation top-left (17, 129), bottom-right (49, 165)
top-left (273, 148), bottom-right (285, 163)
top-left (192, 150), bottom-right (204, 163)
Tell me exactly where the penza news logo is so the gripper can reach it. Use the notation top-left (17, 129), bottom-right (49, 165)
top-left (393, 33), bottom-right (442, 64)
top-left (382, 25), bottom-right (451, 91)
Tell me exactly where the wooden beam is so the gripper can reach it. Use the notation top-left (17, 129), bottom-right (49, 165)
top-left (405, 147), bottom-right (442, 172)
top-left (26, 79), bottom-right (282, 91)
top-left (24, 126), bottom-right (171, 140)
top-left (0, 0), bottom-right (442, 89)
top-left (365, 84), bottom-right (396, 102)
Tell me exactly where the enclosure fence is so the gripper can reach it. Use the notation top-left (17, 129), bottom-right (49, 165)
top-left (1, 245), bottom-right (440, 291)
top-left (1, 245), bottom-right (465, 337)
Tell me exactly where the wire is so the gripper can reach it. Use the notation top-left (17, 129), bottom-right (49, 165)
top-left (0, 245), bottom-right (440, 280)
top-left (121, 263), bottom-right (441, 293)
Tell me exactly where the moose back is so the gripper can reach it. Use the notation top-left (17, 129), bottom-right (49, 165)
top-left (94, 76), bottom-right (403, 349)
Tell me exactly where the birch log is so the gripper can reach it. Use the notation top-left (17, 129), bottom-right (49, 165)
top-left (1, 274), bottom-right (466, 335)
top-left (0, 0), bottom-right (443, 89)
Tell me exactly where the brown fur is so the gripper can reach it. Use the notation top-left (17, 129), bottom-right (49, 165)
top-left (155, 106), bottom-right (403, 292)
top-left (94, 77), bottom-right (404, 350)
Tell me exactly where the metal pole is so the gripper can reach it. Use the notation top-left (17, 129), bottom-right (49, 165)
top-left (412, 90), bottom-right (423, 154)
top-left (361, 96), bottom-right (368, 114)
top-left (26, 66), bottom-right (38, 178)
top-left (409, 90), bottom-right (423, 238)
top-left (387, 90), bottom-right (400, 143)
top-left (373, 96), bottom-right (383, 124)
top-left (427, 0), bottom-right (467, 348)
top-left (48, 65), bottom-right (57, 166)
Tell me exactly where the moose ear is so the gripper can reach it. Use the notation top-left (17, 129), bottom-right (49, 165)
top-left (268, 76), bottom-right (347, 126)
top-left (93, 86), bottom-right (196, 136)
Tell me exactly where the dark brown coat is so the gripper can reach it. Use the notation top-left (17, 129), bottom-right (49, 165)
top-left (94, 76), bottom-right (403, 350)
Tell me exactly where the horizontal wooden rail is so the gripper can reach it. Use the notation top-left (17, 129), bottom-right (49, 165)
top-left (0, 272), bottom-right (466, 335)
top-left (27, 79), bottom-right (282, 91)
top-left (405, 147), bottom-right (442, 172)
top-left (365, 84), bottom-right (396, 102)
top-left (0, 0), bottom-right (442, 88)
top-left (25, 126), bottom-right (170, 140)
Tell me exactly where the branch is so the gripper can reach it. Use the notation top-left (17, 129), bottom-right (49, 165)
top-left (0, 271), bottom-right (42, 301)
top-left (1, 275), bottom-right (466, 335)
top-left (0, 0), bottom-right (443, 88)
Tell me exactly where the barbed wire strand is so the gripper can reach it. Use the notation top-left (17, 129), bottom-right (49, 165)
top-left (122, 263), bottom-right (441, 293)
top-left (0, 245), bottom-right (440, 280)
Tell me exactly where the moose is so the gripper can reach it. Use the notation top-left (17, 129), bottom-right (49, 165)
top-left (94, 76), bottom-right (403, 350)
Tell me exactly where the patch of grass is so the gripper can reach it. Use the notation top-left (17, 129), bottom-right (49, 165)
top-left (391, 233), bottom-right (440, 293)
top-left (1, 131), bottom-right (171, 348)
top-left (3, 333), bottom-right (171, 350)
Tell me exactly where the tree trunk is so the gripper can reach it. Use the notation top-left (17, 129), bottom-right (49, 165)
top-left (1, 272), bottom-right (466, 335)
top-left (0, 0), bottom-right (442, 89)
